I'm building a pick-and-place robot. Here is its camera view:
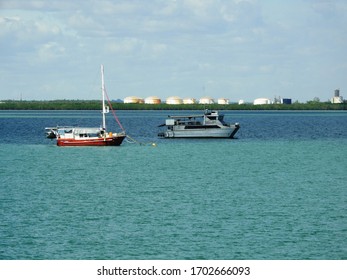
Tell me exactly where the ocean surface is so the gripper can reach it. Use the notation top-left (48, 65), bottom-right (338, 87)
top-left (0, 110), bottom-right (346, 260)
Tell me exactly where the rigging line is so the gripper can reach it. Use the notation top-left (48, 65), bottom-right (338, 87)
top-left (104, 86), bottom-right (125, 132)
top-left (103, 86), bottom-right (156, 147)
top-left (126, 134), bottom-right (157, 147)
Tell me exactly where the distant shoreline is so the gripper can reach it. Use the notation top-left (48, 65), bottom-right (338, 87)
top-left (0, 100), bottom-right (346, 110)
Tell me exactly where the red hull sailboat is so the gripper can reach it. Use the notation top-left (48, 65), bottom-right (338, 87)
top-left (55, 129), bottom-right (125, 147)
top-left (46, 65), bottom-right (126, 146)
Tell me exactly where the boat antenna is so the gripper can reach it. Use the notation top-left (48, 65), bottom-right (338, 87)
top-left (101, 64), bottom-right (107, 130)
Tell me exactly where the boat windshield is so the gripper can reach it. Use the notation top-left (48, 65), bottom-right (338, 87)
top-left (73, 128), bottom-right (101, 134)
top-left (218, 115), bottom-right (227, 125)
top-left (175, 117), bottom-right (202, 126)
top-left (57, 128), bottom-right (73, 135)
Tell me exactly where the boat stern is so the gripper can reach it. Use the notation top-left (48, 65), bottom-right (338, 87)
top-left (229, 123), bottom-right (240, 138)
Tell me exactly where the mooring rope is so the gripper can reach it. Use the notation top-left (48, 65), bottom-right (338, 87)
top-left (125, 134), bottom-right (157, 146)
top-left (104, 87), bottom-right (157, 146)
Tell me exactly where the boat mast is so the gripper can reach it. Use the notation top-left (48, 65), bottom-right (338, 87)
top-left (101, 64), bottom-right (107, 130)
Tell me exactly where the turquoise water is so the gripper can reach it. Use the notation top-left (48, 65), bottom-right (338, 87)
top-left (0, 110), bottom-right (346, 259)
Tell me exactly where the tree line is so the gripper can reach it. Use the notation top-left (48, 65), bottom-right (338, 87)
top-left (0, 100), bottom-right (346, 110)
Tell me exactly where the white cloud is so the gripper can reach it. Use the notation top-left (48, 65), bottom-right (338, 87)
top-left (183, 0), bottom-right (215, 16)
top-left (92, 0), bottom-right (140, 15)
top-left (155, 0), bottom-right (178, 16)
top-left (0, 15), bottom-right (62, 43)
top-left (0, 0), bottom-right (346, 101)
top-left (0, 0), bottom-right (79, 11)
top-left (68, 12), bottom-right (96, 29)
top-left (37, 41), bottom-right (66, 62)
top-left (105, 38), bottom-right (140, 54)
top-left (258, 65), bottom-right (274, 74)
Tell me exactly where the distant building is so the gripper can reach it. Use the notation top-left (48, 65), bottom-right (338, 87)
top-left (273, 96), bottom-right (291, 104)
top-left (254, 98), bottom-right (271, 105)
top-left (199, 96), bottom-right (215, 104)
top-left (183, 98), bottom-right (196, 104)
top-left (124, 96), bottom-right (144, 104)
top-left (112, 99), bottom-right (123, 103)
top-left (238, 99), bottom-right (245, 105)
top-left (331, 89), bottom-right (343, 104)
top-left (145, 96), bottom-right (161, 104)
top-left (281, 98), bottom-right (292, 104)
top-left (166, 96), bottom-right (183, 105)
top-left (217, 98), bottom-right (229, 105)
top-left (273, 96), bottom-right (282, 104)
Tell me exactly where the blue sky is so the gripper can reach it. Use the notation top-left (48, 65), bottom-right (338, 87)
top-left (1, 0), bottom-right (346, 102)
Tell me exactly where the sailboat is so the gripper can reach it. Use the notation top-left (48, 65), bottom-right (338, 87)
top-left (45, 65), bottom-right (126, 146)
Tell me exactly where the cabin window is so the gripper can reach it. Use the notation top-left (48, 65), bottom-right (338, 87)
top-left (58, 129), bottom-right (65, 136)
top-left (218, 116), bottom-right (227, 125)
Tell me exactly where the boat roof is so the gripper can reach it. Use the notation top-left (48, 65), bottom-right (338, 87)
top-left (168, 114), bottom-right (204, 119)
top-left (168, 111), bottom-right (221, 119)
top-left (56, 127), bottom-right (102, 134)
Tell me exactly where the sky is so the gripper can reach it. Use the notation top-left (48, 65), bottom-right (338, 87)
top-left (0, 0), bottom-right (346, 102)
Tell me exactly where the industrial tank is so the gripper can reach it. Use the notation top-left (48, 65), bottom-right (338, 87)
top-left (199, 96), bottom-right (215, 104)
top-left (145, 96), bottom-right (161, 104)
top-left (253, 98), bottom-right (271, 105)
top-left (217, 98), bottom-right (229, 105)
top-left (183, 98), bottom-right (196, 104)
top-left (166, 96), bottom-right (183, 105)
top-left (124, 96), bottom-right (144, 104)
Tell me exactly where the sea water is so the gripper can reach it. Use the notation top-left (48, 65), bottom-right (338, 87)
top-left (0, 110), bottom-right (346, 259)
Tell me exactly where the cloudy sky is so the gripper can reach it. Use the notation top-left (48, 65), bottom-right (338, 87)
top-left (1, 0), bottom-right (346, 102)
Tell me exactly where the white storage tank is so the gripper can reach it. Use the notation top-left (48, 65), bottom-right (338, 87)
top-left (253, 98), bottom-right (271, 105)
top-left (124, 96), bottom-right (144, 104)
top-left (145, 96), bottom-right (161, 104)
top-left (238, 99), bottom-right (245, 105)
top-left (199, 96), bottom-right (215, 104)
top-left (166, 96), bottom-right (183, 105)
top-left (217, 98), bottom-right (229, 105)
top-left (183, 98), bottom-right (196, 104)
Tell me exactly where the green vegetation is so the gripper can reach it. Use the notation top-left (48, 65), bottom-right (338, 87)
top-left (0, 100), bottom-right (346, 110)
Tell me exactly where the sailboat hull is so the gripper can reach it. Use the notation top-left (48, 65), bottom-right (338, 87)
top-left (57, 135), bottom-right (126, 146)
